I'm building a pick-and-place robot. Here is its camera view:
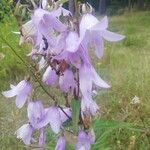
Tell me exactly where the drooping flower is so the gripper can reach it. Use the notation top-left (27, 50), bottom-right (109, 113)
top-left (76, 130), bottom-right (95, 150)
top-left (55, 136), bottom-right (66, 150)
top-left (16, 124), bottom-right (33, 145)
top-left (80, 14), bottom-right (125, 58)
top-left (42, 66), bottom-right (58, 86)
top-left (27, 101), bottom-right (46, 128)
top-left (2, 80), bottom-right (32, 108)
top-left (79, 64), bottom-right (110, 99)
top-left (59, 69), bottom-right (76, 93)
top-left (81, 97), bottom-right (99, 116)
top-left (36, 106), bottom-right (71, 134)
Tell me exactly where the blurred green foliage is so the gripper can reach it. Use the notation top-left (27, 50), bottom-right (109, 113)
top-left (0, 0), bottom-right (14, 22)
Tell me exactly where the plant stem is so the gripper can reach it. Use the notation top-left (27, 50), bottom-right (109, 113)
top-left (0, 35), bottom-right (72, 120)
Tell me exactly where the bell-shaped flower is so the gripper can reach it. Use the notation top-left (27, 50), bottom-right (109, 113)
top-left (36, 106), bottom-right (71, 134)
top-left (64, 14), bottom-right (124, 59)
top-left (79, 64), bottom-right (110, 100)
top-left (55, 136), bottom-right (66, 150)
top-left (27, 101), bottom-right (46, 128)
top-left (81, 96), bottom-right (99, 116)
top-left (16, 123), bottom-right (33, 145)
top-left (42, 66), bottom-right (58, 86)
top-left (2, 80), bottom-right (32, 108)
top-left (80, 14), bottom-right (125, 58)
top-left (76, 130), bottom-right (95, 150)
top-left (59, 69), bottom-right (76, 93)
top-left (32, 8), bottom-right (67, 35)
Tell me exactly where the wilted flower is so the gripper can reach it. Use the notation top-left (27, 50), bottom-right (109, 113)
top-left (55, 136), bottom-right (66, 150)
top-left (2, 80), bottom-right (32, 108)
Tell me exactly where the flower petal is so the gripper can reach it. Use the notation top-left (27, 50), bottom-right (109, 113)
top-left (43, 13), bottom-right (67, 32)
top-left (42, 66), bottom-right (58, 86)
top-left (80, 14), bottom-right (98, 38)
top-left (91, 67), bottom-right (110, 88)
top-left (27, 101), bottom-right (45, 127)
top-left (2, 89), bottom-right (17, 98)
top-left (16, 124), bottom-right (33, 145)
top-left (90, 32), bottom-right (104, 58)
top-left (90, 16), bottom-right (108, 31)
top-left (76, 130), bottom-right (91, 150)
top-left (16, 93), bottom-right (28, 109)
top-left (102, 30), bottom-right (125, 42)
top-left (47, 107), bottom-right (62, 134)
top-left (36, 107), bottom-right (61, 134)
top-left (81, 97), bottom-right (99, 116)
top-left (52, 6), bottom-right (72, 17)
top-left (39, 128), bottom-right (46, 147)
top-left (59, 69), bottom-right (75, 93)
top-left (65, 32), bottom-right (79, 52)
top-left (55, 136), bottom-right (66, 150)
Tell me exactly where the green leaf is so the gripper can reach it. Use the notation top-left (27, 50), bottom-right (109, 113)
top-left (71, 99), bottom-right (81, 134)
top-left (93, 119), bottom-right (145, 132)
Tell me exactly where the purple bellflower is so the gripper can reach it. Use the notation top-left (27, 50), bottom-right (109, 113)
top-left (16, 123), bottom-right (33, 145)
top-left (16, 101), bottom-right (71, 145)
top-left (76, 130), bottom-right (95, 150)
top-left (42, 66), bottom-right (58, 86)
top-left (2, 80), bottom-right (32, 108)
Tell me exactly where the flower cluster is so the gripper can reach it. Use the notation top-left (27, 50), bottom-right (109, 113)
top-left (2, 0), bottom-right (124, 149)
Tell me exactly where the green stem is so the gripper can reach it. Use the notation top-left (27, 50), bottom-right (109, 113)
top-left (0, 35), bottom-right (72, 120)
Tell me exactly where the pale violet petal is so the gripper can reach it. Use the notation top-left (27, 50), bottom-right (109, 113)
top-left (16, 93), bottom-right (28, 108)
top-left (90, 32), bottom-right (104, 58)
top-left (102, 30), bottom-right (125, 42)
top-left (59, 69), bottom-right (75, 93)
top-left (65, 32), bottom-right (79, 52)
top-left (80, 14), bottom-right (99, 38)
top-left (55, 136), bottom-right (66, 150)
top-left (27, 101), bottom-right (44, 127)
top-left (90, 16), bottom-right (108, 31)
top-left (16, 124), bottom-right (33, 145)
top-left (91, 67), bottom-right (110, 88)
top-left (42, 66), bottom-right (58, 86)
top-left (2, 89), bottom-right (17, 98)
top-left (39, 128), bottom-right (46, 147)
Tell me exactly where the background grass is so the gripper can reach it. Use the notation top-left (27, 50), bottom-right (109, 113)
top-left (0, 11), bottom-right (150, 149)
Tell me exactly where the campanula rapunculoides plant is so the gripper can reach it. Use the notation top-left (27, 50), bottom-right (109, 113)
top-left (2, 0), bottom-right (125, 149)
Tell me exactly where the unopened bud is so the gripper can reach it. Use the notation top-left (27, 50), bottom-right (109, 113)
top-left (81, 3), bottom-right (93, 14)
